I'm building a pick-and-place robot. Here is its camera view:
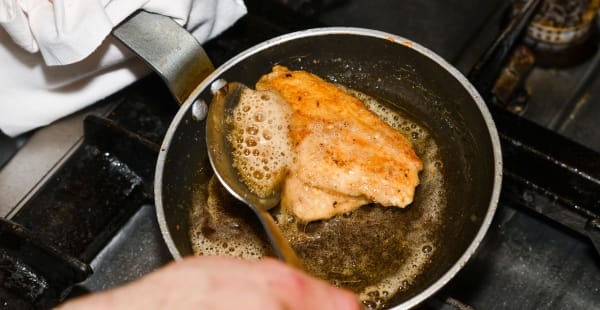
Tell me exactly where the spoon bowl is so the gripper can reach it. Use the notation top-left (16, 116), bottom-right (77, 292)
top-left (206, 82), bottom-right (303, 268)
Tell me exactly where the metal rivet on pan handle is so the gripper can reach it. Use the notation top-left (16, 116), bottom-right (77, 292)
top-left (211, 79), bottom-right (228, 95)
top-left (191, 99), bottom-right (208, 122)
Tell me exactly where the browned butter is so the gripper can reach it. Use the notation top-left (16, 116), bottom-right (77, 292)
top-left (190, 86), bottom-right (446, 310)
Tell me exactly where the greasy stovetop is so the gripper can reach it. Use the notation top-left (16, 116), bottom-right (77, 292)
top-left (0, 0), bottom-right (599, 309)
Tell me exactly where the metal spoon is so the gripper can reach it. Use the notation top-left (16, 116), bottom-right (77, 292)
top-left (206, 82), bottom-right (303, 269)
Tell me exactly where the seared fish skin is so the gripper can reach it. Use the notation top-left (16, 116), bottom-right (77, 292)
top-left (257, 66), bottom-right (423, 222)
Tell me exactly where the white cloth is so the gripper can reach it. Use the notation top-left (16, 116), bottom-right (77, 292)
top-left (0, 0), bottom-right (246, 137)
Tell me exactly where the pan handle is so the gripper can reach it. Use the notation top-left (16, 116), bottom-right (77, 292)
top-left (112, 10), bottom-right (215, 105)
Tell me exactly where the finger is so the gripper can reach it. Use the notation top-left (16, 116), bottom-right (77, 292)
top-left (255, 258), bottom-right (362, 310)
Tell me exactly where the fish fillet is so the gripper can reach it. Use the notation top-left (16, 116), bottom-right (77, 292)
top-left (256, 66), bottom-right (423, 222)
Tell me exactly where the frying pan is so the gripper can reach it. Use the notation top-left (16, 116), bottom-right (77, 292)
top-left (114, 11), bottom-right (502, 310)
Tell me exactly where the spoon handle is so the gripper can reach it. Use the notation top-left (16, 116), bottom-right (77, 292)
top-left (256, 208), bottom-right (304, 269)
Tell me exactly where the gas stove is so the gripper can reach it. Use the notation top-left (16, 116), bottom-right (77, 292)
top-left (0, 0), bottom-right (598, 309)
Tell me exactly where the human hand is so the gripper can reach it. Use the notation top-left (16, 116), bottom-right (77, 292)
top-left (56, 256), bottom-right (362, 310)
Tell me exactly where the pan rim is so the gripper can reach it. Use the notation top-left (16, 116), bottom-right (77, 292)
top-left (155, 27), bottom-right (503, 310)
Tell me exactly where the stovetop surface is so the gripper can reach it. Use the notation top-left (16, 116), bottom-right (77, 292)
top-left (1, 0), bottom-right (599, 309)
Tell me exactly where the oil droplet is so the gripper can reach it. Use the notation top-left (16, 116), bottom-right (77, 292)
top-left (362, 300), bottom-right (376, 309)
top-left (367, 291), bottom-right (380, 298)
top-left (254, 112), bottom-right (265, 122)
top-left (246, 137), bottom-right (257, 147)
top-left (263, 130), bottom-right (273, 140)
top-left (247, 125), bottom-right (259, 135)
top-left (253, 170), bottom-right (264, 180)
top-left (401, 280), bottom-right (409, 289)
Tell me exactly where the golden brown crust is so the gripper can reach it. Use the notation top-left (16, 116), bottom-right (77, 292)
top-left (257, 66), bottom-right (423, 222)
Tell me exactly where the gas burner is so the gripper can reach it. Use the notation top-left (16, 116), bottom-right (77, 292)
top-left (518, 0), bottom-right (599, 67)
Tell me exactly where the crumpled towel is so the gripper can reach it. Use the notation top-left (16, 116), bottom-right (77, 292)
top-left (0, 0), bottom-right (247, 137)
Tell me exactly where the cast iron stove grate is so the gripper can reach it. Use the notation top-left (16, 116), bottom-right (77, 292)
top-left (0, 0), bottom-right (599, 309)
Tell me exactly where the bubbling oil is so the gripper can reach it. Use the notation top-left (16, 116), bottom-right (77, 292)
top-left (190, 84), bottom-right (446, 310)
top-left (227, 88), bottom-right (293, 197)
top-left (189, 177), bottom-right (274, 260)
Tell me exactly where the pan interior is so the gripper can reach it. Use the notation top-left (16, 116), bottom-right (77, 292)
top-left (158, 31), bottom-right (497, 309)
